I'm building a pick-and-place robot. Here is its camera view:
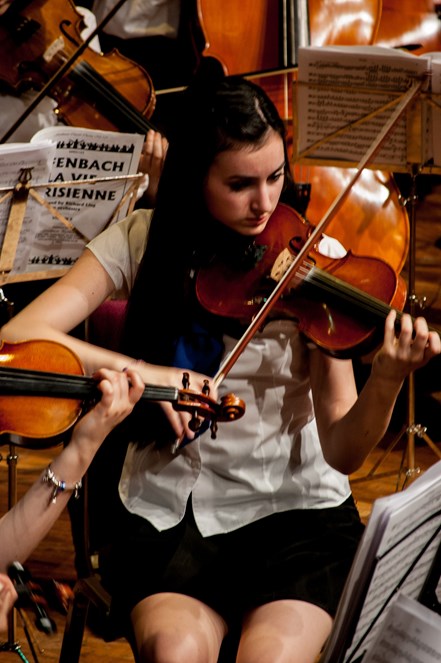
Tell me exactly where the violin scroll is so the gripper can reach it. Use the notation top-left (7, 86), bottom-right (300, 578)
top-left (177, 371), bottom-right (245, 439)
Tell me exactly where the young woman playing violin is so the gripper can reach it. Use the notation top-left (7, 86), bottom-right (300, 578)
top-left (1, 75), bottom-right (440, 663)
top-left (0, 366), bottom-right (145, 633)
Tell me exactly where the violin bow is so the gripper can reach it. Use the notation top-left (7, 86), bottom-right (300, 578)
top-left (214, 76), bottom-right (426, 388)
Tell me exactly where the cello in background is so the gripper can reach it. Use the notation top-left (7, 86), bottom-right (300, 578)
top-left (301, 0), bottom-right (441, 275)
top-left (375, 0), bottom-right (441, 54)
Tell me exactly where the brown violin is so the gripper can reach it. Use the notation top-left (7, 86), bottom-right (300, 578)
top-left (0, 0), bottom-right (156, 138)
top-left (196, 203), bottom-right (409, 358)
top-left (0, 339), bottom-right (245, 440)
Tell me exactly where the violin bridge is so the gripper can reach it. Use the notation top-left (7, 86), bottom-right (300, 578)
top-left (43, 36), bottom-right (65, 64)
top-left (270, 248), bottom-right (294, 282)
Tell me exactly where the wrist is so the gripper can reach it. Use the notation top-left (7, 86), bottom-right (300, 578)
top-left (369, 365), bottom-right (405, 402)
top-left (50, 441), bottom-right (93, 487)
top-left (42, 464), bottom-right (82, 504)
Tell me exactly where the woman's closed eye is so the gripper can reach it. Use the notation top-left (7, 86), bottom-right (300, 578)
top-left (228, 169), bottom-right (284, 193)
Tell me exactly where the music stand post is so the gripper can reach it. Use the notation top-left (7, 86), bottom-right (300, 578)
top-left (292, 56), bottom-right (441, 490)
top-left (400, 167), bottom-right (441, 476)
top-left (353, 165), bottom-right (441, 490)
top-left (0, 446), bottom-right (42, 663)
top-left (372, 165), bottom-right (441, 490)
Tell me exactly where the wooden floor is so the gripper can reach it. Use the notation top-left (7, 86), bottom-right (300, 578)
top-left (1, 177), bottom-right (441, 662)
top-left (1, 444), bottom-right (441, 663)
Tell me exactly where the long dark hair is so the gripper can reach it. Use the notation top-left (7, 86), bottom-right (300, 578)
top-left (121, 75), bottom-right (293, 366)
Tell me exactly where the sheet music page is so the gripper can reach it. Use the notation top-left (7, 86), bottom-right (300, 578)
top-left (424, 53), bottom-right (441, 167)
top-left (362, 593), bottom-right (441, 663)
top-left (0, 141), bottom-right (56, 273)
top-left (296, 45), bottom-right (430, 169)
top-left (24, 126), bottom-right (144, 273)
top-left (319, 460), bottom-right (441, 663)
top-left (345, 517), bottom-right (441, 661)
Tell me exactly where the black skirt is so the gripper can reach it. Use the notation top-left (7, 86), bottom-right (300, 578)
top-left (104, 493), bottom-right (365, 628)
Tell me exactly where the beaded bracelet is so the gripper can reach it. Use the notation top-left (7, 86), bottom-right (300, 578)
top-left (42, 465), bottom-right (82, 504)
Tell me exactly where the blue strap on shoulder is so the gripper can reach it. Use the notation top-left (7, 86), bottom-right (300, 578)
top-left (172, 321), bottom-right (224, 446)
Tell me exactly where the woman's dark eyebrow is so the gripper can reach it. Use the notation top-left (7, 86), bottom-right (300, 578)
top-left (228, 161), bottom-right (286, 182)
top-left (272, 161), bottom-right (286, 174)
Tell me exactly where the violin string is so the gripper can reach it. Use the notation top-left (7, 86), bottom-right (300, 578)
top-left (70, 61), bottom-right (154, 134)
top-left (0, 366), bottom-right (178, 402)
top-left (295, 261), bottom-right (398, 321)
top-left (302, 266), bottom-right (395, 318)
top-left (49, 45), bottom-right (154, 133)
top-left (0, 366), bottom-right (95, 398)
top-left (5, 23), bottom-right (153, 135)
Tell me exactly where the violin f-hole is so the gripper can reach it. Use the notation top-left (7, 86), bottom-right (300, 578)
top-left (60, 19), bottom-right (81, 47)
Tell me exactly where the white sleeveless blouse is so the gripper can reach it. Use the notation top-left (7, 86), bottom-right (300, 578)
top-left (87, 210), bottom-right (351, 536)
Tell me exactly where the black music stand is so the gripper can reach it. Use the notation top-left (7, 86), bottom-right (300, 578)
top-left (292, 45), bottom-right (441, 489)
top-left (351, 166), bottom-right (441, 490)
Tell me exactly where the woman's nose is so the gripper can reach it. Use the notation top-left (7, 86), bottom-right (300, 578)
top-left (251, 187), bottom-right (272, 214)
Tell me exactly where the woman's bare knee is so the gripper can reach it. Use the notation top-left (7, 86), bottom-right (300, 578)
top-left (131, 593), bottom-right (227, 663)
top-left (237, 600), bottom-right (332, 663)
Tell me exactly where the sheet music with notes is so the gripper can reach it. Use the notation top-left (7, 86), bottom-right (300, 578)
top-left (319, 460), bottom-right (441, 663)
top-left (424, 53), bottom-right (441, 167)
top-left (0, 127), bottom-right (143, 279)
top-left (295, 45), bottom-right (436, 170)
top-left (0, 141), bottom-right (56, 273)
top-left (361, 594), bottom-right (441, 663)
top-left (26, 126), bottom-right (143, 273)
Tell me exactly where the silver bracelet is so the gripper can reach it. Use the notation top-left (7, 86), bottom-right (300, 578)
top-left (42, 465), bottom-right (82, 504)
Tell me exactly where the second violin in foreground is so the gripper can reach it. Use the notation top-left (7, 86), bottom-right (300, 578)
top-left (0, 339), bottom-right (245, 441)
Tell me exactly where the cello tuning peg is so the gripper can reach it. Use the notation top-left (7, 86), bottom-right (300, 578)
top-left (202, 379), bottom-right (210, 395)
top-left (182, 372), bottom-right (190, 389)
